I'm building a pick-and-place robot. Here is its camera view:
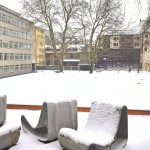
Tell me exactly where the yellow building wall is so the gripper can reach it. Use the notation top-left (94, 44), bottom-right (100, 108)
top-left (34, 27), bottom-right (45, 66)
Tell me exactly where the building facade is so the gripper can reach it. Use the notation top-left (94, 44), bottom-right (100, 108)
top-left (96, 34), bottom-right (141, 69)
top-left (140, 29), bottom-right (150, 71)
top-left (0, 4), bottom-right (34, 78)
top-left (45, 34), bottom-right (142, 70)
top-left (45, 44), bottom-right (87, 70)
top-left (34, 26), bottom-right (45, 66)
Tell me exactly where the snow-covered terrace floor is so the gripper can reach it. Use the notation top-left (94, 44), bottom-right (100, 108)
top-left (0, 70), bottom-right (150, 149)
top-left (7, 109), bottom-right (150, 150)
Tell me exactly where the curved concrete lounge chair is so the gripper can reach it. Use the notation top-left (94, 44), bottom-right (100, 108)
top-left (21, 100), bottom-right (77, 142)
top-left (0, 95), bottom-right (20, 150)
top-left (0, 95), bottom-right (6, 126)
top-left (58, 101), bottom-right (128, 150)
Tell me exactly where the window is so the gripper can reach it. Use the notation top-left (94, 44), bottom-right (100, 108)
top-left (19, 43), bottom-right (23, 49)
top-left (27, 44), bottom-right (31, 50)
top-left (20, 54), bottom-right (23, 60)
top-left (4, 53), bottom-right (9, 60)
top-left (113, 43), bottom-right (118, 46)
top-left (14, 42), bottom-right (18, 49)
top-left (23, 33), bottom-right (27, 39)
top-left (23, 43), bottom-right (27, 49)
top-left (3, 28), bottom-right (7, 35)
top-left (144, 47), bottom-right (147, 51)
top-left (135, 42), bottom-right (139, 46)
top-left (27, 33), bottom-right (31, 39)
top-left (15, 65), bottom-right (19, 71)
top-left (0, 53), bottom-right (3, 60)
top-left (28, 54), bottom-right (31, 60)
top-left (9, 29), bottom-right (13, 36)
top-left (2, 14), bottom-right (7, 22)
top-left (10, 65), bottom-right (15, 72)
top-left (7, 16), bottom-right (12, 24)
top-left (10, 53), bottom-right (14, 60)
top-left (135, 36), bottom-right (140, 40)
top-left (3, 66), bottom-right (9, 73)
top-left (144, 40), bottom-right (148, 45)
top-left (29, 64), bottom-right (32, 69)
top-left (15, 53), bottom-right (19, 60)
top-left (12, 30), bottom-right (17, 37)
top-left (9, 41), bottom-right (13, 48)
top-left (70, 54), bottom-right (74, 59)
top-left (24, 54), bottom-right (27, 60)
top-left (0, 40), bottom-right (2, 47)
top-left (0, 27), bottom-right (2, 35)
top-left (21, 64), bottom-right (23, 70)
top-left (145, 35), bottom-right (148, 38)
top-left (3, 42), bottom-right (8, 48)
top-left (25, 64), bottom-right (28, 69)
top-left (0, 66), bottom-right (3, 73)
top-left (18, 32), bottom-right (23, 38)
top-left (113, 37), bottom-right (119, 40)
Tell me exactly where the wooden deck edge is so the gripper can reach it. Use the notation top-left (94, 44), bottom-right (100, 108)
top-left (7, 104), bottom-right (150, 115)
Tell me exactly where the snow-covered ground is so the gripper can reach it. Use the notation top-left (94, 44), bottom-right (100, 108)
top-left (0, 70), bottom-right (150, 149)
top-left (4, 109), bottom-right (150, 150)
top-left (0, 70), bottom-right (150, 110)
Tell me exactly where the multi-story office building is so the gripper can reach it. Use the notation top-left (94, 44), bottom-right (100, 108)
top-left (34, 26), bottom-right (45, 66)
top-left (0, 4), bottom-right (34, 78)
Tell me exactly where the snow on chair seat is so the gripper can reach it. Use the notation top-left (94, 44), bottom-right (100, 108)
top-left (21, 100), bottom-right (78, 142)
top-left (58, 101), bottom-right (128, 150)
top-left (0, 95), bottom-right (20, 150)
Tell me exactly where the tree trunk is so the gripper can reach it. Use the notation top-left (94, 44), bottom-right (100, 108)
top-left (59, 55), bottom-right (64, 72)
top-left (89, 64), bottom-right (94, 74)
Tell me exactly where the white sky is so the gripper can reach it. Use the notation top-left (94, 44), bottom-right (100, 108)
top-left (0, 0), bottom-right (22, 13)
top-left (0, 0), bottom-right (149, 27)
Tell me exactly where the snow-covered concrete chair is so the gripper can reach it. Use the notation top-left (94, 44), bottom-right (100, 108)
top-left (0, 95), bottom-right (6, 126)
top-left (58, 101), bottom-right (128, 150)
top-left (21, 100), bottom-right (78, 142)
top-left (0, 95), bottom-right (20, 149)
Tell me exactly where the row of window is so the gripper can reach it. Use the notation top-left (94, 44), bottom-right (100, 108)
top-left (113, 42), bottom-right (141, 46)
top-left (134, 37), bottom-right (140, 40)
top-left (113, 36), bottom-right (141, 41)
top-left (0, 64), bottom-right (32, 74)
top-left (113, 37), bottom-right (119, 40)
top-left (0, 12), bottom-right (29, 29)
top-left (0, 26), bottom-right (31, 40)
top-left (0, 40), bottom-right (32, 50)
top-left (134, 42), bottom-right (140, 46)
top-left (0, 53), bottom-right (32, 61)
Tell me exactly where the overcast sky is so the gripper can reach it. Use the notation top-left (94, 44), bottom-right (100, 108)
top-left (0, 0), bottom-right (149, 30)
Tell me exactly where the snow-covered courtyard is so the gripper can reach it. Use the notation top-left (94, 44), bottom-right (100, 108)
top-left (0, 70), bottom-right (150, 110)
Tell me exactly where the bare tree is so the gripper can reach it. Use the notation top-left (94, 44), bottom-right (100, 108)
top-left (21, 0), bottom-right (79, 72)
top-left (137, 0), bottom-right (150, 31)
top-left (78, 0), bottom-right (124, 73)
